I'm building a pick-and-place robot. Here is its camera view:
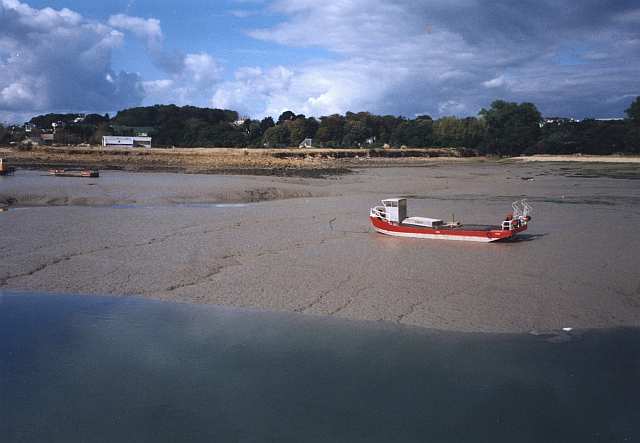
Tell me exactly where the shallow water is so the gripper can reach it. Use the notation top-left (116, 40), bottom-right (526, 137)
top-left (1, 293), bottom-right (639, 443)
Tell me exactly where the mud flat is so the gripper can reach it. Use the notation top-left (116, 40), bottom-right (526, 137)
top-left (1, 161), bottom-right (639, 332)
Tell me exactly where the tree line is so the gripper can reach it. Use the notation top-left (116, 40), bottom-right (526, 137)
top-left (2, 98), bottom-right (639, 155)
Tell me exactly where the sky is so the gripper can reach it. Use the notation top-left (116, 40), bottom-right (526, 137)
top-left (1, 0), bottom-right (639, 123)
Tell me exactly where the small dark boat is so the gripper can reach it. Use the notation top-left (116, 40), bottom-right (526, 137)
top-left (48, 169), bottom-right (99, 178)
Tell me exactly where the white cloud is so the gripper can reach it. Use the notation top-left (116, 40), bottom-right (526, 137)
top-left (483, 76), bottom-right (507, 89)
top-left (216, 0), bottom-right (640, 118)
top-left (108, 14), bottom-right (162, 49)
top-left (183, 53), bottom-right (221, 85)
top-left (2, 0), bottom-right (640, 121)
top-left (108, 14), bottom-right (223, 106)
top-left (141, 52), bottom-right (223, 106)
top-left (438, 100), bottom-right (466, 115)
top-left (0, 0), bottom-right (144, 119)
top-left (0, 4), bottom-right (224, 120)
top-left (1, 81), bottom-right (35, 107)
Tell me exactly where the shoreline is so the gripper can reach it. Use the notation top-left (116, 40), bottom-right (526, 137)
top-left (1, 146), bottom-right (482, 177)
top-left (512, 154), bottom-right (640, 163)
top-left (3, 147), bottom-right (639, 178)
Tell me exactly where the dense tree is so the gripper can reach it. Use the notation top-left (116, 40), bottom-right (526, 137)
top-left (83, 114), bottom-right (110, 126)
top-left (260, 117), bottom-right (275, 133)
top-left (243, 120), bottom-right (264, 147)
top-left (479, 101), bottom-right (542, 155)
top-left (29, 113), bottom-right (83, 128)
top-left (304, 117), bottom-right (320, 141)
top-left (625, 96), bottom-right (640, 123)
top-left (0, 123), bottom-right (8, 144)
top-left (10, 100), bottom-right (639, 154)
top-left (391, 119), bottom-right (433, 147)
top-left (624, 126), bottom-right (640, 153)
top-left (316, 114), bottom-right (346, 147)
top-left (286, 118), bottom-right (309, 146)
top-left (277, 111), bottom-right (296, 125)
top-left (113, 105), bottom-right (237, 128)
top-left (431, 117), bottom-right (486, 148)
top-left (262, 124), bottom-right (291, 147)
top-left (341, 120), bottom-right (367, 146)
top-left (534, 119), bottom-right (632, 155)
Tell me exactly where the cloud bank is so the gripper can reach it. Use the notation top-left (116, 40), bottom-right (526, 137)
top-left (0, 0), bottom-right (144, 121)
top-left (1, 0), bottom-right (640, 122)
top-left (0, 0), bottom-right (222, 122)
top-left (213, 0), bottom-right (640, 119)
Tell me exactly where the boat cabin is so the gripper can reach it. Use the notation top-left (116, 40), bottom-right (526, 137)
top-left (501, 219), bottom-right (520, 231)
top-left (381, 198), bottom-right (407, 223)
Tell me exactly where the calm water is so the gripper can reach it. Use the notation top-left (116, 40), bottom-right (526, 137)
top-left (1, 293), bottom-right (639, 442)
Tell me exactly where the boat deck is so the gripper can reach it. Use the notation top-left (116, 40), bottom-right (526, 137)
top-left (400, 222), bottom-right (500, 231)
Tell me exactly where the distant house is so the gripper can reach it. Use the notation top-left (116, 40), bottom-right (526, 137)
top-left (41, 133), bottom-right (54, 145)
top-left (102, 136), bottom-right (152, 148)
top-left (298, 138), bottom-right (314, 148)
top-left (540, 117), bottom-right (579, 127)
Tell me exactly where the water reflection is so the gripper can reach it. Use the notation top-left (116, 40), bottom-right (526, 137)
top-left (1, 293), bottom-right (638, 443)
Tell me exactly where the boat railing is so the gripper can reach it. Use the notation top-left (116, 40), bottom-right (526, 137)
top-left (512, 199), bottom-right (532, 219)
top-left (370, 206), bottom-right (387, 220)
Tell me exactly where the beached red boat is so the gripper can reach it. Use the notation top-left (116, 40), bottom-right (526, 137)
top-left (370, 198), bottom-right (532, 243)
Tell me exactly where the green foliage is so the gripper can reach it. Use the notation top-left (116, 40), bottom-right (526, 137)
top-left (624, 125), bottom-right (640, 154)
top-left (285, 118), bottom-right (308, 146)
top-left (0, 123), bottom-right (8, 144)
top-left (479, 100), bottom-right (542, 155)
top-left (277, 111), bottom-right (296, 125)
top-left (625, 97), bottom-right (640, 123)
top-left (28, 113), bottom-right (82, 128)
top-left (17, 99), bottom-right (640, 154)
top-left (391, 119), bottom-right (433, 147)
top-left (113, 105), bottom-right (237, 127)
top-left (262, 124), bottom-right (291, 147)
top-left (535, 119), bottom-right (632, 155)
top-left (276, 114), bottom-right (318, 146)
top-left (260, 117), bottom-right (275, 133)
top-left (112, 105), bottom-right (244, 147)
top-left (316, 114), bottom-right (346, 147)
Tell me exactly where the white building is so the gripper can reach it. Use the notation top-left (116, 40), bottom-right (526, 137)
top-left (298, 138), bottom-right (314, 148)
top-left (102, 136), bottom-right (152, 148)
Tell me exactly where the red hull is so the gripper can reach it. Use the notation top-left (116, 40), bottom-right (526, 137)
top-left (370, 216), bottom-right (527, 242)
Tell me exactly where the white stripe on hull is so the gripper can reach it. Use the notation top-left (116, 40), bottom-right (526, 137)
top-left (373, 226), bottom-right (501, 242)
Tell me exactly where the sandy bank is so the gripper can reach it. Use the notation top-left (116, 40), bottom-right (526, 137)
top-left (0, 146), bottom-right (480, 176)
top-left (514, 154), bottom-right (640, 163)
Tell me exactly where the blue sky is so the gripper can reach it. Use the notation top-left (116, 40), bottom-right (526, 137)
top-left (25, 0), bottom-right (328, 84)
top-left (1, 0), bottom-right (639, 122)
